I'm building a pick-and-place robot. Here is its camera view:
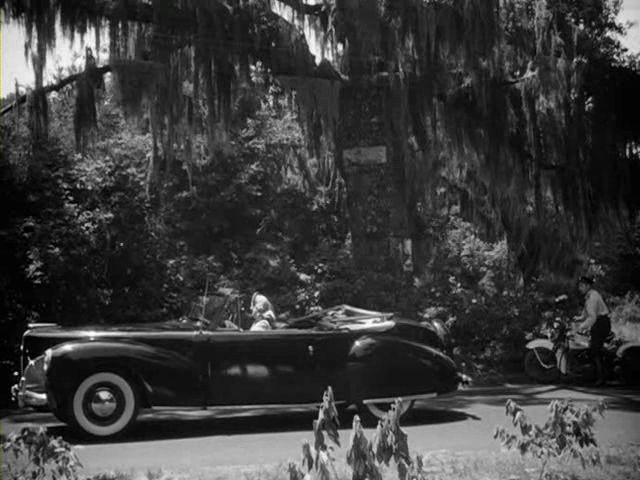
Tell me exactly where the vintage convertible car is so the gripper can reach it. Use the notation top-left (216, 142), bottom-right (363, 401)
top-left (13, 297), bottom-right (465, 439)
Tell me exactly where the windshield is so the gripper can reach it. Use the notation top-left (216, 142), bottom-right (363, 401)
top-left (183, 288), bottom-right (244, 329)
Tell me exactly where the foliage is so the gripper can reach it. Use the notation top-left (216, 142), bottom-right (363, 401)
top-left (1, 426), bottom-right (82, 480)
top-left (608, 292), bottom-right (640, 342)
top-left (76, 447), bottom-right (640, 480)
top-left (289, 389), bottom-right (433, 480)
top-left (4, 0), bottom-right (640, 280)
top-left (345, 398), bottom-right (433, 480)
top-left (494, 399), bottom-right (606, 480)
top-left (370, 400), bottom-right (413, 480)
top-left (0, 112), bottom-right (166, 327)
top-left (288, 386), bottom-right (341, 480)
top-left (2, 0), bottom-right (640, 394)
top-left (346, 415), bottom-right (382, 480)
top-left (86, 473), bottom-right (133, 480)
top-left (590, 214), bottom-right (640, 294)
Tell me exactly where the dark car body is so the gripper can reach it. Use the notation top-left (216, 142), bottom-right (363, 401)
top-left (14, 304), bottom-right (462, 438)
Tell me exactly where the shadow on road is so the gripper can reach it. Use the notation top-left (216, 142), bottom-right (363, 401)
top-left (432, 383), bottom-right (640, 412)
top-left (5, 383), bottom-right (638, 445)
top-left (38, 406), bottom-right (475, 445)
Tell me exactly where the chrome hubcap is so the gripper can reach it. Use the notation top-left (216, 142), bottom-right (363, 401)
top-left (90, 388), bottom-right (117, 418)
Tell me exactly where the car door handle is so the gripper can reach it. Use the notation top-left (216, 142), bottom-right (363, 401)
top-left (308, 345), bottom-right (314, 356)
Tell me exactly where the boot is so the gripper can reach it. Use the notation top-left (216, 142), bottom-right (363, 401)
top-left (593, 354), bottom-right (605, 386)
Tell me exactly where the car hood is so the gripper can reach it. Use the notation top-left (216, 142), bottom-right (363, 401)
top-left (25, 320), bottom-right (194, 336)
top-left (21, 320), bottom-right (196, 359)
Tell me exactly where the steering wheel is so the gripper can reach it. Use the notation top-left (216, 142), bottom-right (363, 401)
top-left (196, 316), bottom-right (211, 328)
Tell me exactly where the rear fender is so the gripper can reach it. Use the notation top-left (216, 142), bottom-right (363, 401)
top-left (616, 342), bottom-right (640, 358)
top-left (47, 339), bottom-right (203, 408)
top-left (525, 339), bottom-right (554, 351)
top-left (347, 335), bottom-right (459, 401)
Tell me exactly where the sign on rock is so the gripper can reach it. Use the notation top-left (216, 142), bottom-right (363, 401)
top-left (343, 146), bottom-right (387, 166)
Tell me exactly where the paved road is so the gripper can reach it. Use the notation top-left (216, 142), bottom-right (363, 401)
top-left (2, 384), bottom-right (640, 475)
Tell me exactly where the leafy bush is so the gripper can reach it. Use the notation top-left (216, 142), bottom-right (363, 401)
top-left (444, 216), bottom-right (514, 288)
top-left (591, 215), bottom-right (640, 294)
top-left (494, 399), bottom-right (606, 480)
top-left (288, 387), bottom-right (341, 480)
top-left (289, 389), bottom-right (431, 480)
top-left (609, 292), bottom-right (640, 342)
top-left (1, 426), bottom-right (82, 480)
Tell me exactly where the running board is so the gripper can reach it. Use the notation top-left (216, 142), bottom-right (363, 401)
top-left (147, 400), bottom-right (348, 414)
top-left (362, 393), bottom-right (437, 404)
top-left (146, 392), bottom-right (452, 414)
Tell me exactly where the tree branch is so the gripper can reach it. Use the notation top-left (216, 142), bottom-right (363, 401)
top-left (500, 69), bottom-right (538, 86)
top-left (1, 0), bottom-right (343, 121)
top-left (274, 0), bottom-right (326, 16)
top-left (1, 66), bottom-right (112, 116)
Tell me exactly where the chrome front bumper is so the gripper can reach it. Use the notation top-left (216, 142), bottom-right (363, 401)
top-left (458, 373), bottom-right (473, 387)
top-left (11, 377), bottom-right (48, 409)
top-left (11, 377), bottom-right (48, 408)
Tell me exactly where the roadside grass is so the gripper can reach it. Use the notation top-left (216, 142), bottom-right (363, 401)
top-left (83, 446), bottom-right (640, 480)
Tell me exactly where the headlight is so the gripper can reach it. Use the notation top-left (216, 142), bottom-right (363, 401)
top-left (43, 349), bottom-right (52, 373)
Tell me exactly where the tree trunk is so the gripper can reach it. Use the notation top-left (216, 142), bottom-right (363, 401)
top-left (336, 81), bottom-right (414, 273)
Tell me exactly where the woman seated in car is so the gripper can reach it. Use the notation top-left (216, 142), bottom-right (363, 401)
top-left (250, 292), bottom-right (276, 331)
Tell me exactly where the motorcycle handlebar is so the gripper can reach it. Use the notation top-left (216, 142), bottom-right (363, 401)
top-left (567, 329), bottom-right (589, 338)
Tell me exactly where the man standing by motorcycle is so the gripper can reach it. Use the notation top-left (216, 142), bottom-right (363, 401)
top-left (574, 276), bottom-right (612, 386)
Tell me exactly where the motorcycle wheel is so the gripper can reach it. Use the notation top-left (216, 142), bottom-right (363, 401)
top-left (524, 348), bottom-right (560, 383)
top-left (620, 348), bottom-right (640, 385)
top-left (566, 352), bottom-right (596, 384)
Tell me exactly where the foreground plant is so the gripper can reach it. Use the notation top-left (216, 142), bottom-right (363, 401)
top-left (494, 399), bottom-right (606, 480)
top-left (290, 389), bottom-right (429, 480)
top-left (289, 386), bottom-right (341, 480)
top-left (373, 400), bottom-right (411, 478)
top-left (1, 426), bottom-right (82, 480)
top-left (346, 414), bottom-right (382, 480)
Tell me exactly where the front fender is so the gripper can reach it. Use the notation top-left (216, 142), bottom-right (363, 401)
top-left (526, 339), bottom-right (568, 374)
top-left (525, 339), bottom-right (554, 351)
top-left (46, 339), bottom-right (204, 409)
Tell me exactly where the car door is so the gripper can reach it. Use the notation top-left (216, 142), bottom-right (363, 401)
top-left (205, 329), bottom-right (325, 406)
top-left (305, 329), bottom-right (353, 402)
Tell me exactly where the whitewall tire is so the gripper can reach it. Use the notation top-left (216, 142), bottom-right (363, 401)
top-left (71, 372), bottom-right (138, 438)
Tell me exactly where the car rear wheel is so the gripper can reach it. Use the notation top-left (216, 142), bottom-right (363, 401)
top-left (361, 399), bottom-right (416, 421)
top-left (524, 348), bottom-right (560, 383)
top-left (70, 372), bottom-right (139, 438)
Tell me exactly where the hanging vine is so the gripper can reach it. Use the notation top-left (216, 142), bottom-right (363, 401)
top-left (2, 0), bottom-right (638, 276)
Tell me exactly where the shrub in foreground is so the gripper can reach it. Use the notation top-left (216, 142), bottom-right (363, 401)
top-left (494, 399), bottom-right (606, 480)
top-left (289, 387), bottom-right (429, 480)
top-left (1, 426), bottom-right (82, 480)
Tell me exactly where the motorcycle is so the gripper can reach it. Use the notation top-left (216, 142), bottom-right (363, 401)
top-left (524, 307), bottom-right (640, 385)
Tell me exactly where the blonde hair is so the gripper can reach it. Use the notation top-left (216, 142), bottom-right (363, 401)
top-left (251, 292), bottom-right (275, 316)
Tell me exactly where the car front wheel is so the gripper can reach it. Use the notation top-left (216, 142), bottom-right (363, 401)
top-left (70, 372), bottom-right (139, 438)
